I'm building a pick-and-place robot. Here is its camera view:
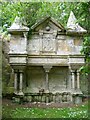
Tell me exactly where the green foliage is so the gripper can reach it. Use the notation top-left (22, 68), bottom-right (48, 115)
top-left (73, 2), bottom-right (90, 31)
top-left (81, 36), bottom-right (90, 74)
top-left (0, 2), bottom-right (42, 32)
top-left (20, 2), bottom-right (42, 28)
top-left (1, 2), bottom-right (90, 32)
top-left (82, 37), bottom-right (90, 61)
top-left (1, 2), bottom-right (22, 31)
top-left (2, 102), bottom-right (88, 118)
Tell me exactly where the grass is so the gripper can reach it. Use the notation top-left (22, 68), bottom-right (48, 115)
top-left (2, 102), bottom-right (88, 119)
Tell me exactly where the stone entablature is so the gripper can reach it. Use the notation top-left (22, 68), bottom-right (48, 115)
top-left (7, 11), bottom-right (87, 104)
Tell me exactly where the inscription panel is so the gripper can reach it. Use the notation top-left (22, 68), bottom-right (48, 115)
top-left (42, 34), bottom-right (56, 52)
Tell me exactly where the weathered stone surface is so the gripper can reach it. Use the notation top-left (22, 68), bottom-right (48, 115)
top-left (42, 34), bottom-right (56, 52)
top-left (9, 35), bottom-right (27, 54)
top-left (10, 57), bottom-right (27, 64)
top-left (69, 57), bottom-right (84, 64)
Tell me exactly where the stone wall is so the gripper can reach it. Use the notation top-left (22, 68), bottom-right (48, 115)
top-left (24, 66), bottom-right (69, 94)
top-left (24, 66), bottom-right (45, 93)
top-left (49, 66), bottom-right (69, 93)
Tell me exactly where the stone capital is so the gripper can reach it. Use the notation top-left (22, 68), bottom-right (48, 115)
top-left (43, 65), bottom-right (52, 73)
top-left (70, 70), bottom-right (75, 73)
top-left (77, 69), bottom-right (80, 73)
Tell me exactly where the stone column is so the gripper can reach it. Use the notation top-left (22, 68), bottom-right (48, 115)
top-left (77, 70), bottom-right (80, 89)
top-left (46, 72), bottom-right (49, 91)
top-left (14, 71), bottom-right (18, 94)
top-left (19, 71), bottom-right (24, 95)
top-left (71, 70), bottom-right (75, 89)
top-left (68, 72), bottom-right (72, 89)
top-left (43, 65), bottom-right (52, 92)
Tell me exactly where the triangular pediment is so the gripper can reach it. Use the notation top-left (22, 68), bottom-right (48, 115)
top-left (31, 16), bottom-right (65, 32)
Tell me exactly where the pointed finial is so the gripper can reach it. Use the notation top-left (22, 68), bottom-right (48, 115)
top-left (9, 16), bottom-right (22, 29)
top-left (67, 11), bottom-right (87, 33)
top-left (8, 16), bottom-right (29, 33)
top-left (67, 11), bottom-right (77, 29)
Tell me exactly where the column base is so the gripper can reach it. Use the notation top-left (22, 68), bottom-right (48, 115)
top-left (18, 91), bottom-right (24, 96)
top-left (14, 91), bottom-right (18, 95)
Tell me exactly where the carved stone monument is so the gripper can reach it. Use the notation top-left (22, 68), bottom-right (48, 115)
top-left (7, 12), bottom-right (87, 104)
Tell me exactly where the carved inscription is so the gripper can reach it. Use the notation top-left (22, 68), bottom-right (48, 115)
top-left (42, 34), bottom-right (56, 52)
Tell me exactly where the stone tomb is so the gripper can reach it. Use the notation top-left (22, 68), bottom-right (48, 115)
top-left (7, 11), bottom-right (87, 104)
